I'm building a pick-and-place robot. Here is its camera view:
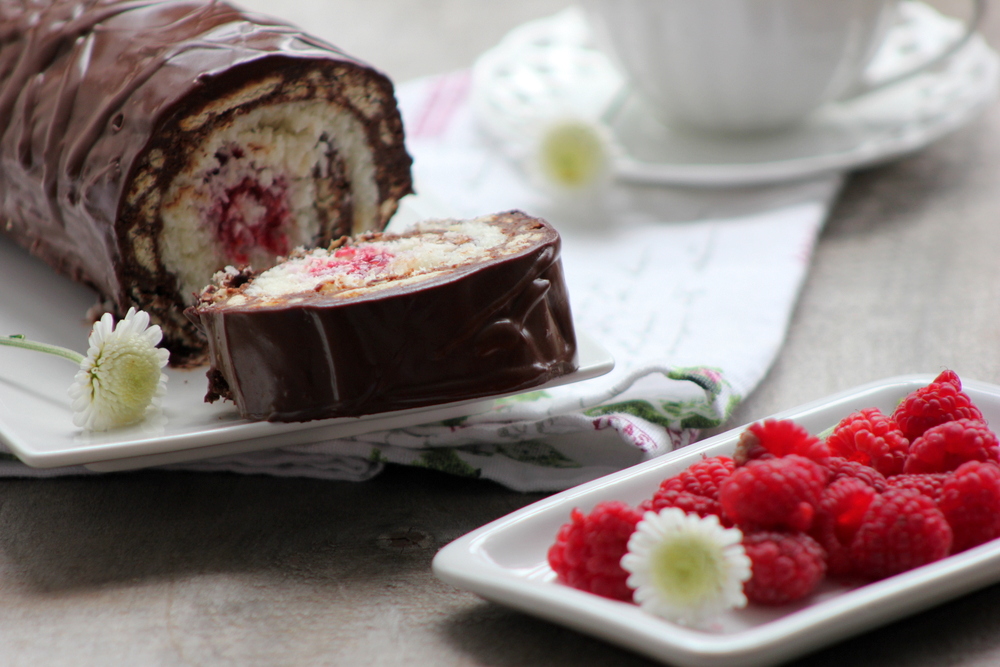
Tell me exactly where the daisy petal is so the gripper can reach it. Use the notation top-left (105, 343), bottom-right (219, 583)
top-left (68, 309), bottom-right (169, 431)
top-left (621, 508), bottom-right (751, 627)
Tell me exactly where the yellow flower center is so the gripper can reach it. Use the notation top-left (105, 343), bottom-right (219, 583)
top-left (538, 120), bottom-right (607, 189)
top-left (650, 534), bottom-right (725, 605)
top-left (90, 336), bottom-right (163, 426)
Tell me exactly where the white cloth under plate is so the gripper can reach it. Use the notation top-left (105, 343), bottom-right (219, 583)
top-left (0, 66), bottom-right (841, 490)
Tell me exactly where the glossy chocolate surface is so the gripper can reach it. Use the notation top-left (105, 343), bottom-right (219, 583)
top-left (189, 212), bottom-right (579, 422)
top-left (0, 0), bottom-right (412, 363)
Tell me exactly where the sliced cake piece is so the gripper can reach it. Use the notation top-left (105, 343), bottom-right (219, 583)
top-left (0, 0), bottom-right (412, 365)
top-left (187, 210), bottom-right (578, 422)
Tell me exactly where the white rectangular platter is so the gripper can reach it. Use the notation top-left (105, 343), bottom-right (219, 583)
top-left (0, 209), bottom-right (612, 471)
top-left (433, 375), bottom-right (1000, 667)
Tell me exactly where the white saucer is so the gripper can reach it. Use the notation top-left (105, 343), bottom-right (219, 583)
top-left (472, 3), bottom-right (1000, 188)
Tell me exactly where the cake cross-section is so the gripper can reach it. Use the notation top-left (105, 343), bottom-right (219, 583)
top-left (0, 0), bottom-right (413, 364)
top-left (187, 210), bottom-right (579, 421)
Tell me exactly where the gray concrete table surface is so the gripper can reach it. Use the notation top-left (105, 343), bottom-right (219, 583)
top-left (2, 0), bottom-right (1000, 665)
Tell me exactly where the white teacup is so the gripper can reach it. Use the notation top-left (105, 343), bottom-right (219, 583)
top-left (584, 0), bottom-right (985, 134)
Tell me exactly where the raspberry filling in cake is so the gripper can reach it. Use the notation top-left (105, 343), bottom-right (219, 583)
top-left (304, 246), bottom-right (393, 278)
top-left (211, 216), bottom-right (546, 305)
top-left (213, 175), bottom-right (292, 264)
top-left (158, 98), bottom-right (381, 306)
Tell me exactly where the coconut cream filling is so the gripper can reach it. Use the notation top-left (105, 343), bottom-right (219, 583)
top-left (158, 99), bottom-right (380, 305)
top-left (217, 217), bottom-right (544, 305)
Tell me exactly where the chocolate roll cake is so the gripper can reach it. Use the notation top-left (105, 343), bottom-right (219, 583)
top-left (188, 210), bottom-right (578, 422)
top-left (0, 0), bottom-right (413, 364)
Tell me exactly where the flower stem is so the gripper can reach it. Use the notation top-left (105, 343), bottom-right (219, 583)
top-left (0, 335), bottom-right (85, 364)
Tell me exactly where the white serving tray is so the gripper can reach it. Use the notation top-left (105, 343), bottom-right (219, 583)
top-left (433, 375), bottom-right (1000, 667)
top-left (0, 197), bottom-right (613, 471)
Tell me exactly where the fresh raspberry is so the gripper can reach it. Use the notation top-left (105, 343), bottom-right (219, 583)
top-left (650, 456), bottom-right (735, 502)
top-left (825, 408), bottom-right (909, 476)
top-left (645, 456), bottom-right (736, 525)
top-left (547, 501), bottom-right (643, 601)
top-left (885, 473), bottom-right (949, 502)
top-left (850, 489), bottom-right (952, 580)
top-left (903, 419), bottom-right (1000, 474)
top-left (642, 490), bottom-right (728, 525)
top-left (719, 455), bottom-right (828, 532)
top-left (823, 456), bottom-right (888, 492)
top-left (733, 419), bottom-right (830, 466)
top-left (742, 531), bottom-right (827, 605)
top-left (938, 461), bottom-right (1000, 553)
top-left (809, 478), bottom-right (877, 577)
top-left (892, 371), bottom-right (984, 440)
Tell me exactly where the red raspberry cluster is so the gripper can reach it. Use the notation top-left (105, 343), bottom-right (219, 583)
top-left (548, 371), bottom-right (1000, 609)
top-left (547, 501), bottom-right (643, 601)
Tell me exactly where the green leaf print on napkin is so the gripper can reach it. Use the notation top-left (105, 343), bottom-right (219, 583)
top-left (583, 366), bottom-right (739, 430)
top-left (413, 448), bottom-right (482, 478)
top-left (495, 390), bottom-right (552, 404)
top-left (368, 448), bottom-right (390, 465)
top-left (437, 391), bottom-right (553, 427)
top-left (498, 441), bottom-right (579, 468)
top-left (661, 399), bottom-right (726, 430)
top-left (667, 366), bottom-right (727, 397)
top-left (585, 400), bottom-right (667, 425)
top-left (450, 440), bottom-right (581, 469)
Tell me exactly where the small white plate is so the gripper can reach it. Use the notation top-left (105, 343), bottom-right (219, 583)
top-left (0, 197), bottom-right (613, 471)
top-left (433, 375), bottom-right (1000, 667)
top-left (472, 3), bottom-right (1000, 188)
top-left (613, 2), bottom-right (1000, 186)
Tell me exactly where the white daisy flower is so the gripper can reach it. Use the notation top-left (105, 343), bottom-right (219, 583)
top-left (68, 308), bottom-right (169, 431)
top-left (621, 508), bottom-right (751, 627)
top-left (1, 308), bottom-right (169, 432)
top-left (468, 7), bottom-right (628, 223)
top-left (529, 115), bottom-right (614, 195)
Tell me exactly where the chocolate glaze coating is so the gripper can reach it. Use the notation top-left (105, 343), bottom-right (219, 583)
top-left (188, 211), bottom-right (579, 422)
top-left (0, 0), bottom-right (413, 364)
